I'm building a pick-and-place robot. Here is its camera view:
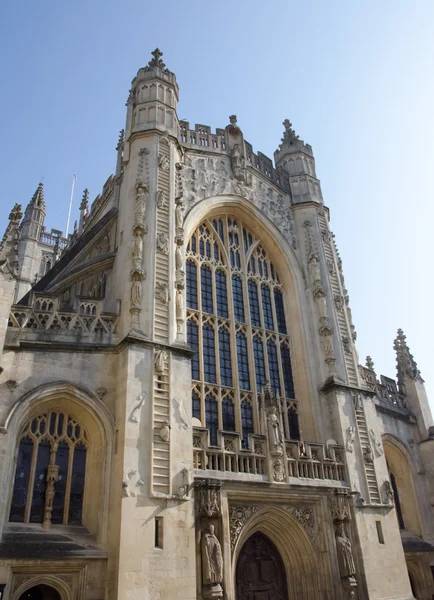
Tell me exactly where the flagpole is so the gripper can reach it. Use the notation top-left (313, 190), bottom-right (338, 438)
top-left (65, 173), bottom-right (76, 238)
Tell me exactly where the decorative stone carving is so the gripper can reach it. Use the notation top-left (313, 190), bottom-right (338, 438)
top-left (154, 350), bottom-right (168, 375)
top-left (201, 524), bottom-right (223, 598)
top-left (273, 457), bottom-right (285, 482)
top-left (342, 336), bottom-right (351, 354)
top-left (96, 387), bottom-right (107, 400)
top-left (173, 396), bottom-right (190, 430)
top-left (345, 426), bottom-right (356, 453)
top-left (229, 504), bottom-right (260, 551)
top-left (369, 429), bottom-right (384, 456)
top-left (326, 259), bottom-right (335, 274)
top-left (134, 180), bottom-right (148, 234)
top-left (122, 468), bottom-right (144, 497)
top-left (195, 478), bottom-right (222, 517)
top-left (158, 154), bottom-right (170, 171)
top-left (264, 385), bottom-right (283, 455)
top-left (156, 233), bottom-right (169, 255)
top-left (155, 282), bottom-right (170, 305)
top-left (334, 294), bottom-right (344, 311)
top-left (363, 444), bottom-right (373, 463)
top-left (231, 143), bottom-right (246, 182)
top-left (329, 491), bottom-right (351, 523)
top-left (366, 356), bottom-right (375, 371)
top-left (156, 190), bottom-right (167, 209)
top-left (13, 575), bottom-right (35, 593)
top-left (6, 379), bottom-right (18, 391)
top-left (175, 288), bottom-right (184, 340)
top-left (383, 480), bottom-right (394, 505)
top-left (158, 420), bottom-right (170, 442)
top-left (130, 280), bottom-right (142, 309)
top-left (352, 392), bottom-right (362, 411)
top-left (335, 521), bottom-right (357, 582)
top-left (129, 392), bottom-right (146, 423)
top-left (0, 203), bottom-right (22, 277)
top-left (177, 467), bottom-right (190, 498)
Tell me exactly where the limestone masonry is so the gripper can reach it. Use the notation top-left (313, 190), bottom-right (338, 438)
top-left (0, 49), bottom-right (433, 600)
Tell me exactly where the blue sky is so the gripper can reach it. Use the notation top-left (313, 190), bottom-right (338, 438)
top-left (1, 1), bottom-right (433, 406)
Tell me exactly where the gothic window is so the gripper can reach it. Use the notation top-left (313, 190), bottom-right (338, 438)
top-left (186, 216), bottom-right (298, 448)
top-left (9, 411), bottom-right (88, 526)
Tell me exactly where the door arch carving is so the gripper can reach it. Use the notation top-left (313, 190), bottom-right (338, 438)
top-left (236, 532), bottom-right (288, 600)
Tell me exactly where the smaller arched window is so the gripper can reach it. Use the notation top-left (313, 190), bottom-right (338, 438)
top-left (9, 411), bottom-right (88, 526)
top-left (241, 401), bottom-right (254, 449)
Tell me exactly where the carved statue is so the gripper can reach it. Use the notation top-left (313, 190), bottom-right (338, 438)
top-left (156, 233), bottom-right (169, 255)
top-left (335, 522), bottom-right (356, 581)
top-left (369, 429), bottom-right (384, 456)
top-left (175, 199), bottom-right (184, 230)
top-left (158, 154), bottom-right (170, 171)
top-left (154, 350), bottom-right (167, 375)
top-left (383, 480), bottom-right (394, 504)
top-left (231, 143), bottom-right (245, 181)
top-left (345, 426), bottom-right (356, 453)
top-left (175, 245), bottom-right (183, 270)
top-left (273, 458), bottom-right (285, 482)
top-left (135, 181), bottom-right (148, 229)
top-left (132, 231), bottom-right (143, 261)
top-left (155, 282), bottom-right (169, 305)
top-left (308, 253), bottom-right (321, 284)
top-left (159, 420), bottom-right (170, 442)
top-left (176, 288), bottom-right (184, 321)
top-left (131, 280), bottom-right (142, 308)
top-left (267, 406), bottom-right (283, 452)
top-left (201, 524), bottom-right (223, 586)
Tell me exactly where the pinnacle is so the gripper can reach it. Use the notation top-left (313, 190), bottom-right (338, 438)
top-left (30, 182), bottom-right (45, 208)
top-left (365, 356), bottom-right (375, 371)
top-left (80, 188), bottom-right (89, 210)
top-left (148, 48), bottom-right (166, 69)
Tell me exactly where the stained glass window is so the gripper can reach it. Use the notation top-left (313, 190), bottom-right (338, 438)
top-left (185, 216), bottom-right (297, 447)
top-left (9, 411), bottom-right (88, 526)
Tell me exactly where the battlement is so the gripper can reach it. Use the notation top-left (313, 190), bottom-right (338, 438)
top-left (179, 122), bottom-right (291, 192)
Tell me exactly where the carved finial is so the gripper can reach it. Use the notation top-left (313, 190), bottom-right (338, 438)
top-left (0, 204), bottom-right (23, 277)
top-left (365, 356), bottom-right (375, 371)
top-left (80, 188), bottom-right (89, 211)
top-left (282, 119), bottom-right (300, 142)
top-left (394, 329), bottom-right (423, 385)
top-left (148, 48), bottom-right (166, 69)
top-left (8, 204), bottom-right (23, 224)
top-left (116, 129), bottom-right (125, 150)
top-left (31, 182), bottom-right (45, 208)
top-left (229, 115), bottom-right (237, 125)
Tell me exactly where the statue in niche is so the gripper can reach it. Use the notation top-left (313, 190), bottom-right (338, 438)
top-left (132, 231), bottom-right (143, 262)
top-left (175, 245), bottom-right (183, 271)
top-left (135, 180), bottom-right (148, 231)
top-left (176, 288), bottom-right (184, 321)
top-left (267, 406), bottom-right (283, 453)
top-left (131, 280), bottom-right (141, 308)
top-left (308, 253), bottom-right (321, 285)
top-left (175, 198), bottom-right (184, 230)
top-left (273, 458), bottom-right (285, 482)
top-left (335, 522), bottom-right (356, 582)
top-left (201, 524), bottom-right (223, 586)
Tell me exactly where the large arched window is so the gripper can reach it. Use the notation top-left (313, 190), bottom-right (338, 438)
top-left (186, 216), bottom-right (298, 449)
top-left (9, 410), bottom-right (88, 526)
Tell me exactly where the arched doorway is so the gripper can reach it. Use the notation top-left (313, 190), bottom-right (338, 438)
top-left (236, 532), bottom-right (288, 600)
top-left (18, 585), bottom-right (61, 600)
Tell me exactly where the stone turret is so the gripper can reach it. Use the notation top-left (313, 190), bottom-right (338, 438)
top-left (394, 329), bottom-right (432, 437)
top-left (274, 120), bottom-right (322, 204)
top-left (21, 182), bottom-right (46, 240)
top-left (124, 48), bottom-right (179, 148)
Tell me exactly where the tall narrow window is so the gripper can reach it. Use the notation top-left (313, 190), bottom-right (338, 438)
top-left (219, 328), bottom-right (232, 387)
top-left (202, 324), bottom-right (216, 383)
top-left (241, 401), bottom-right (253, 449)
top-left (205, 396), bottom-right (219, 446)
top-left (236, 332), bottom-right (250, 390)
top-left (9, 411), bottom-right (88, 526)
top-left (201, 265), bottom-right (213, 314)
top-left (186, 216), bottom-right (297, 452)
top-left (248, 281), bottom-right (261, 327)
top-left (215, 270), bottom-right (228, 318)
top-left (261, 285), bottom-right (274, 331)
top-left (222, 398), bottom-right (235, 431)
top-left (186, 261), bottom-right (198, 309)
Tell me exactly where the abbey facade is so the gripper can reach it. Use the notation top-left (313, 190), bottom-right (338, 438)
top-left (0, 49), bottom-right (433, 600)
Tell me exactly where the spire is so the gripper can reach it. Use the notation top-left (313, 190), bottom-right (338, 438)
top-left (30, 182), bottom-right (45, 209)
top-left (394, 329), bottom-right (423, 387)
top-left (116, 129), bottom-right (125, 151)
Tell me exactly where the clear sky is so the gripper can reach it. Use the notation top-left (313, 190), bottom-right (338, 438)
top-left (1, 1), bottom-right (433, 406)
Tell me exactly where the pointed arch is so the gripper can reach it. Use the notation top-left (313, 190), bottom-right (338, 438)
top-left (184, 195), bottom-right (319, 444)
top-left (1, 381), bottom-right (114, 545)
top-left (233, 506), bottom-right (319, 600)
top-left (13, 577), bottom-right (72, 600)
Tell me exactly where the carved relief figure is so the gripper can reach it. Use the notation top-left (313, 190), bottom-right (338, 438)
top-left (335, 522), bottom-right (356, 581)
top-left (345, 426), bottom-right (356, 453)
top-left (131, 280), bottom-right (142, 308)
top-left (175, 198), bottom-right (184, 230)
top-left (273, 458), bottom-right (285, 482)
top-left (156, 233), bottom-right (169, 255)
top-left (159, 420), bottom-right (170, 442)
top-left (154, 350), bottom-right (167, 374)
top-left (158, 154), bottom-right (170, 171)
top-left (369, 429), bottom-right (384, 456)
top-left (231, 143), bottom-right (245, 181)
top-left (132, 231), bottom-right (143, 262)
top-left (201, 524), bottom-right (223, 586)
top-left (135, 180), bottom-right (148, 230)
top-left (155, 282), bottom-right (169, 305)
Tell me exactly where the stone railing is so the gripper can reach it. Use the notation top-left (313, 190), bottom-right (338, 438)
top-left (40, 231), bottom-right (68, 249)
top-left (286, 440), bottom-right (346, 482)
top-left (8, 295), bottom-right (117, 335)
top-left (193, 427), bottom-right (347, 484)
top-left (193, 428), bottom-right (267, 476)
top-left (359, 365), bottom-right (408, 413)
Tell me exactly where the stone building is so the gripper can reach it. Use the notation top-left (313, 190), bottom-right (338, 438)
top-left (0, 49), bottom-right (433, 600)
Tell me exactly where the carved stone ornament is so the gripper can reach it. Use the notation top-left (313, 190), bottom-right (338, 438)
top-left (229, 504), bottom-right (316, 552)
top-left (369, 429), bottom-right (384, 457)
top-left (352, 392), bottom-right (362, 411)
top-left (158, 420), bottom-right (170, 442)
top-left (195, 478), bottom-right (222, 517)
top-left (129, 392), bottom-right (146, 423)
top-left (158, 154), bottom-right (170, 171)
top-left (273, 457), bottom-right (285, 482)
top-left (201, 524), bottom-right (224, 599)
top-left (329, 491), bottom-right (351, 523)
top-left (96, 387), bottom-right (107, 400)
top-left (345, 426), bottom-right (356, 453)
top-left (154, 350), bottom-right (168, 375)
top-left (342, 336), bottom-right (351, 354)
top-left (334, 294), bottom-right (344, 311)
top-left (156, 233), bottom-right (169, 255)
top-left (335, 521), bottom-right (357, 583)
top-left (156, 190), bottom-right (167, 209)
top-left (382, 480), bottom-right (394, 505)
top-left (122, 468), bottom-right (144, 497)
top-left (176, 288), bottom-right (184, 339)
top-left (155, 282), bottom-right (169, 305)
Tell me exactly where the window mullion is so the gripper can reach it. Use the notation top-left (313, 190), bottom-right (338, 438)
top-left (24, 436), bottom-right (39, 523)
top-left (63, 441), bottom-right (74, 525)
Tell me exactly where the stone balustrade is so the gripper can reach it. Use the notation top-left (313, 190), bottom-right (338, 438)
top-left (193, 427), bottom-right (347, 484)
